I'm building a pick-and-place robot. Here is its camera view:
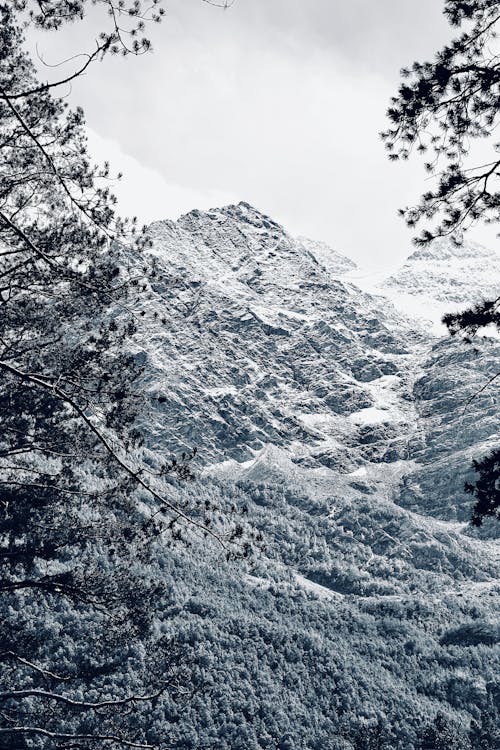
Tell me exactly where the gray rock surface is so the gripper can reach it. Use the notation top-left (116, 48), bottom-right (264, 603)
top-left (131, 203), bottom-right (500, 540)
top-left (119, 203), bottom-right (500, 744)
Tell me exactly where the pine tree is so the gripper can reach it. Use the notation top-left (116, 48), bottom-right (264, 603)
top-left (465, 450), bottom-right (500, 524)
top-left (416, 712), bottom-right (470, 750)
top-left (0, 3), bottom-right (231, 746)
top-left (382, 0), bottom-right (500, 245)
top-left (383, 1), bottom-right (500, 526)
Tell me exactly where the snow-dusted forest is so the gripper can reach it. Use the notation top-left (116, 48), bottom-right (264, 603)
top-left (1, 2), bottom-right (499, 749)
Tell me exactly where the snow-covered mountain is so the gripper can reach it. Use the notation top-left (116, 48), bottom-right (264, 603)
top-left (124, 203), bottom-right (499, 748)
top-left (136, 203), bottom-right (500, 524)
top-left (138, 202), bottom-right (422, 462)
top-left (384, 237), bottom-right (500, 305)
top-left (372, 237), bottom-right (500, 332)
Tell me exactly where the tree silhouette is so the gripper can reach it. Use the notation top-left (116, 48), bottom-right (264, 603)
top-left (382, 0), bottom-right (499, 246)
top-left (384, 0), bottom-right (500, 526)
top-left (0, 2), bottom-right (244, 746)
top-left (416, 712), bottom-right (470, 750)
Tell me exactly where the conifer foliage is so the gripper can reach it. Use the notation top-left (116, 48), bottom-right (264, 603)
top-left (466, 450), bottom-right (500, 525)
top-left (0, 2), bottom-right (218, 747)
top-left (384, 0), bottom-right (500, 526)
top-left (382, 0), bottom-right (500, 245)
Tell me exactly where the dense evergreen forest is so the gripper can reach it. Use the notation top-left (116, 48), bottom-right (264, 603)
top-left (1, 2), bottom-right (499, 749)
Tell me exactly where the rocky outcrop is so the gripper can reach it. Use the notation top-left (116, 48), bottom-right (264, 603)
top-left (127, 203), bottom-right (500, 537)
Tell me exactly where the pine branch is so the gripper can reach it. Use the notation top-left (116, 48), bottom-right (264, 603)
top-left (0, 726), bottom-right (156, 749)
top-left (0, 685), bottom-right (170, 709)
top-left (0, 359), bottom-right (227, 547)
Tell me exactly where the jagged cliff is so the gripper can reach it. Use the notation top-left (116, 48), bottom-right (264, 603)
top-left (131, 203), bottom-right (500, 527)
top-left (114, 203), bottom-right (499, 747)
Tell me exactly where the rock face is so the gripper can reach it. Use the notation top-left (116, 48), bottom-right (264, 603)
top-left (124, 203), bottom-right (500, 747)
top-left (384, 237), bottom-right (500, 305)
top-left (135, 203), bottom-right (500, 529)
top-left (138, 202), bottom-right (422, 466)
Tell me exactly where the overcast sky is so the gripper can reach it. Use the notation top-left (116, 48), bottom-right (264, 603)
top-left (25, 0), bottom-right (497, 271)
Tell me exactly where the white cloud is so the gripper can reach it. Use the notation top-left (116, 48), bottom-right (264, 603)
top-left (25, 1), bottom-right (498, 272)
top-left (86, 129), bottom-right (235, 225)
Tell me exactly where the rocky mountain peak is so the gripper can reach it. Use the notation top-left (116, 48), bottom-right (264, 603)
top-left (130, 207), bottom-right (500, 536)
top-left (383, 236), bottom-right (500, 307)
top-left (407, 236), bottom-right (495, 263)
top-left (178, 201), bottom-right (284, 235)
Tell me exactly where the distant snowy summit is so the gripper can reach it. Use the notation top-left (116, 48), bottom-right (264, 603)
top-left (299, 223), bottom-right (500, 332)
top-left (295, 235), bottom-right (357, 276)
top-left (383, 236), bottom-right (500, 307)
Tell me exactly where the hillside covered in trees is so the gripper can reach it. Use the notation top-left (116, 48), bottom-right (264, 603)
top-left (1, 1), bottom-right (499, 749)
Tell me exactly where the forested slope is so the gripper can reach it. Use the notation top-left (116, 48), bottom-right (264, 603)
top-left (100, 202), bottom-right (499, 748)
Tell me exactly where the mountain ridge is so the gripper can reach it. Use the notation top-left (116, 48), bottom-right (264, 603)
top-left (132, 203), bottom-right (500, 532)
top-left (107, 202), bottom-right (500, 747)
